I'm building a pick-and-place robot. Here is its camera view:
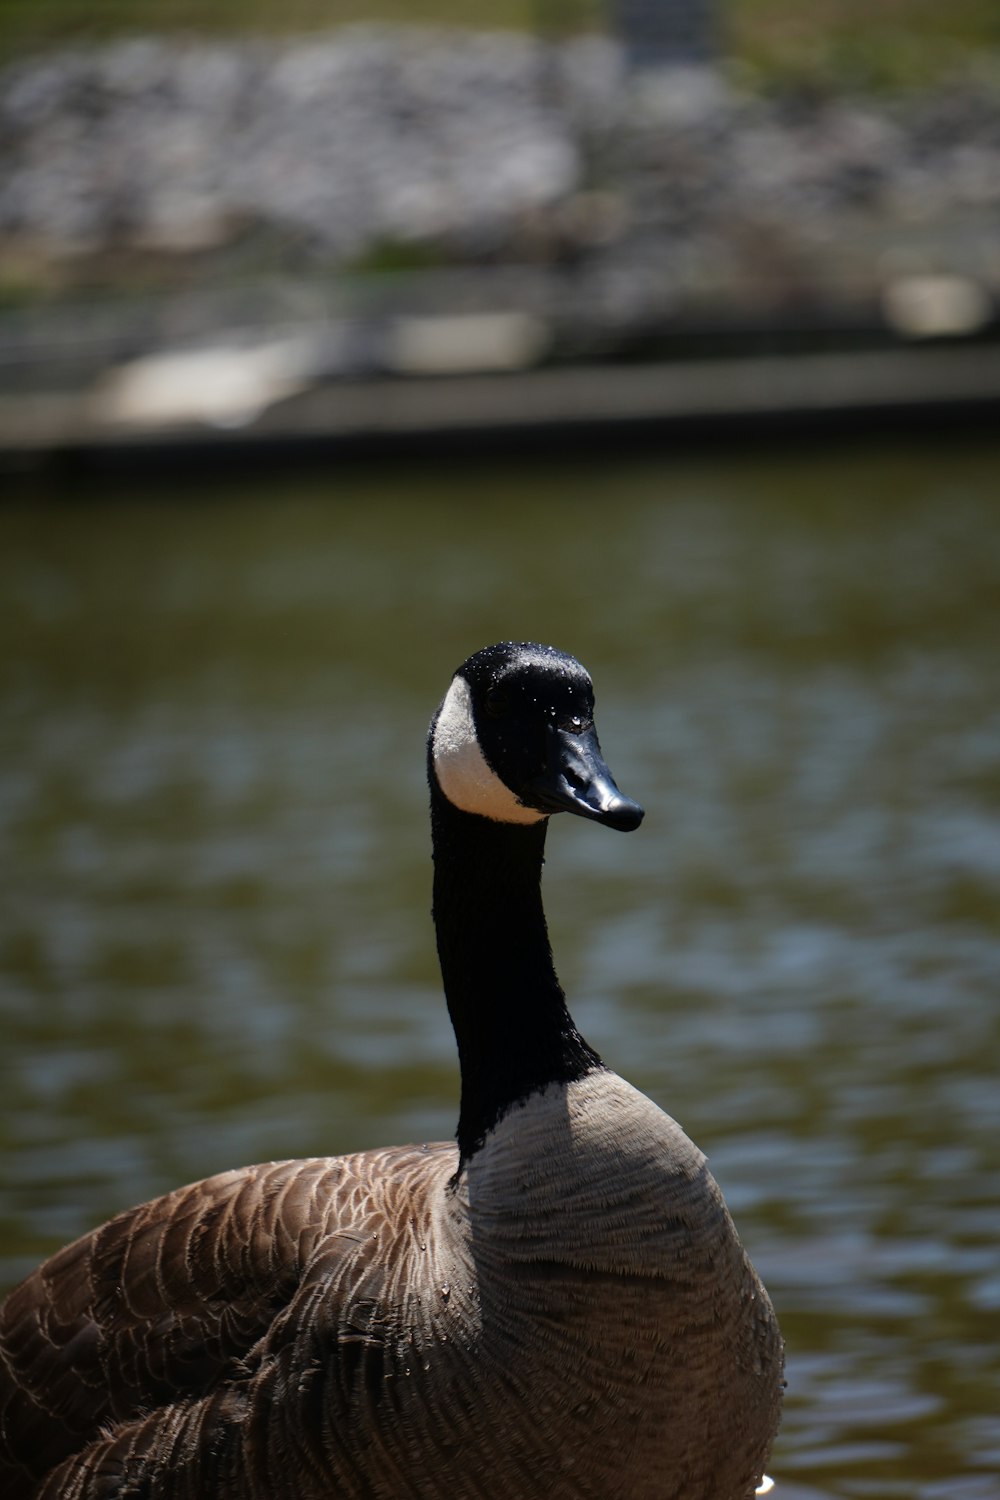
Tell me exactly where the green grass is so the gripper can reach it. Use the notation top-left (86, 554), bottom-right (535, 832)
top-left (0, 0), bottom-right (589, 59)
top-left (729, 0), bottom-right (1000, 90)
top-left (0, 0), bottom-right (999, 87)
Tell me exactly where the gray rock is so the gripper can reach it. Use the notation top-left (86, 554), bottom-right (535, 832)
top-left (0, 25), bottom-right (998, 329)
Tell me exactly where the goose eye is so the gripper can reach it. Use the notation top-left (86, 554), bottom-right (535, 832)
top-left (485, 687), bottom-right (510, 718)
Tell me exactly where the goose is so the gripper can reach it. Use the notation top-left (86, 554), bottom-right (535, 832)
top-left (0, 641), bottom-right (783, 1500)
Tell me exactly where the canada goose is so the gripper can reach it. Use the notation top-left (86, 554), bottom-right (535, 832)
top-left (0, 641), bottom-right (783, 1500)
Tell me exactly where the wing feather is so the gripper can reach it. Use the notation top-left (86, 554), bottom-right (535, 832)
top-left (0, 1143), bottom-right (456, 1500)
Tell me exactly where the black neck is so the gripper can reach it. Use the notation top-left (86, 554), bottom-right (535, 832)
top-left (429, 778), bottom-right (603, 1169)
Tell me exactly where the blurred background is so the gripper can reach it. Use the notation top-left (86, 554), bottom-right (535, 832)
top-left (1, 5), bottom-right (999, 1500)
top-left (1, 0), bottom-right (1000, 438)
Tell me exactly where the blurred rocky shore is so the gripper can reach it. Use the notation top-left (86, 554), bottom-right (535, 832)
top-left (1, 26), bottom-right (999, 451)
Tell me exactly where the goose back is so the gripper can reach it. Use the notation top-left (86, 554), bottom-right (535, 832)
top-left (0, 1146), bottom-right (458, 1499)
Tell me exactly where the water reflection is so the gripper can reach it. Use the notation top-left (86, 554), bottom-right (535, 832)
top-left (1, 438), bottom-right (999, 1497)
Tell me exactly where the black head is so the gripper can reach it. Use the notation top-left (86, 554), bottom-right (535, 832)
top-left (430, 642), bottom-right (643, 832)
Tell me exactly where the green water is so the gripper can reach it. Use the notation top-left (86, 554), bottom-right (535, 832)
top-left (2, 437), bottom-right (999, 1498)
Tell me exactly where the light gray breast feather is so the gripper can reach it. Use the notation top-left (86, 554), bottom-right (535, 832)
top-left (461, 1072), bottom-right (738, 1276)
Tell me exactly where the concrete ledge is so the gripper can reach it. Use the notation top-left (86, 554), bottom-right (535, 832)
top-left (1, 344), bottom-right (999, 467)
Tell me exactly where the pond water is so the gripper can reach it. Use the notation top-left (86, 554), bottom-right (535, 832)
top-left (1, 434), bottom-right (999, 1498)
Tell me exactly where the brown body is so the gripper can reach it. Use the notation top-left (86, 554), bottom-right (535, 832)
top-left (1, 1074), bottom-right (781, 1500)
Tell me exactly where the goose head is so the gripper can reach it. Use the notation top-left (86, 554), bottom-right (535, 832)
top-left (430, 642), bottom-right (644, 833)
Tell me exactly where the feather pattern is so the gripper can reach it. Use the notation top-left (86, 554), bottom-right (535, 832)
top-left (1, 1079), bottom-right (781, 1500)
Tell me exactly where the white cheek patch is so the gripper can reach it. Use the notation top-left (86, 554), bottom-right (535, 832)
top-left (432, 675), bottom-right (546, 825)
